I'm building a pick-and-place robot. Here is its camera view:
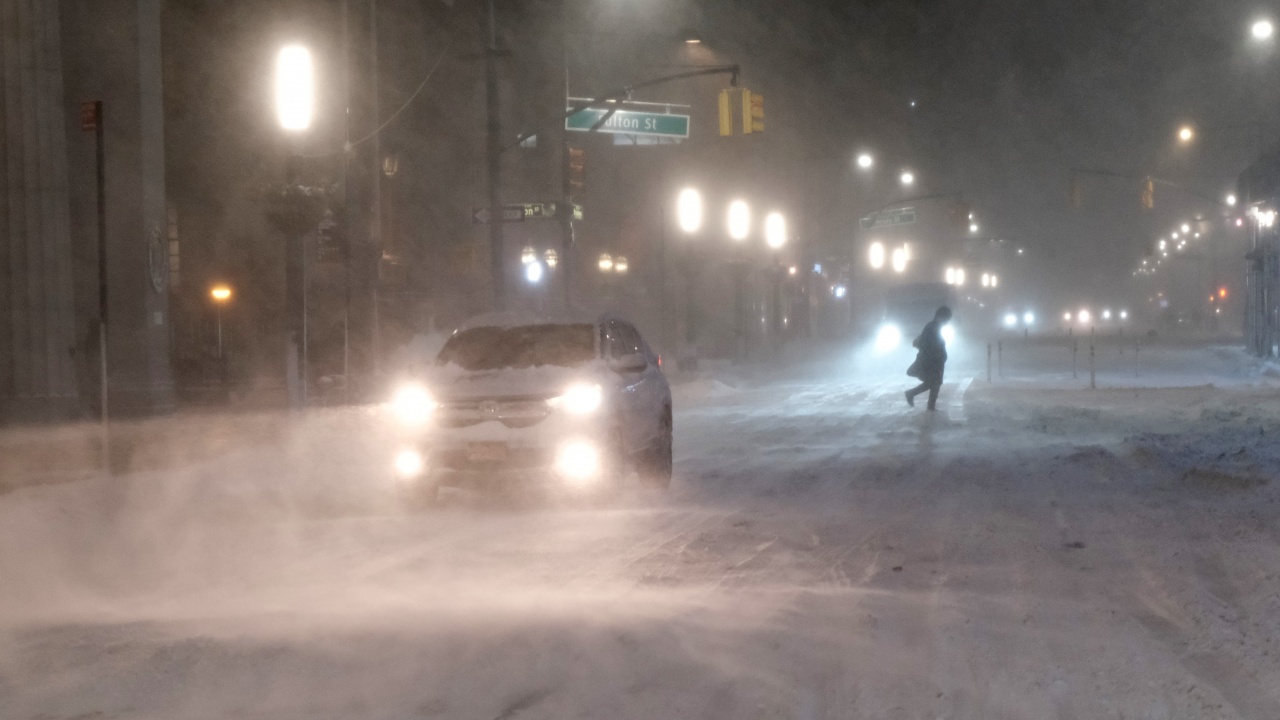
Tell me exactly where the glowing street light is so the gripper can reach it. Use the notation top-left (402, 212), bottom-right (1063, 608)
top-left (1181, 223), bottom-right (1191, 233)
top-left (1024, 312), bottom-right (1035, 326)
top-left (891, 246), bottom-right (907, 273)
top-left (1078, 308), bottom-right (1092, 325)
top-left (275, 45), bottom-right (314, 132)
top-left (677, 188), bottom-right (703, 234)
top-left (900, 171), bottom-right (915, 186)
top-left (969, 223), bottom-right (979, 234)
top-left (525, 260), bottom-right (544, 284)
top-left (1227, 193), bottom-right (1238, 207)
top-left (1254, 18), bottom-right (1275, 41)
top-left (868, 241), bottom-right (886, 270)
top-left (856, 153), bottom-right (874, 170)
top-left (210, 284), bottom-right (233, 368)
top-left (210, 285), bottom-right (233, 303)
top-left (1177, 125), bottom-right (1195, 144)
top-left (727, 200), bottom-right (750, 241)
top-left (764, 212), bottom-right (787, 249)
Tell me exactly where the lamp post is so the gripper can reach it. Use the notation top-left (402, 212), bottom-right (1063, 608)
top-left (728, 200), bottom-right (751, 358)
top-left (764, 211), bottom-right (787, 350)
top-left (276, 44), bottom-right (314, 410)
top-left (210, 284), bottom-right (232, 398)
top-left (675, 188), bottom-right (703, 366)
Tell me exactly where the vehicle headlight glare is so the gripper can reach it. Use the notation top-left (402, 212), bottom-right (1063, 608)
top-left (555, 440), bottom-right (601, 485)
top-left (875, 324), bottom-right (902, 352)
top-left (392, 384), bottom-right (436, 425)
top-left (394, 449), bottom-right (425, 478)
top-left (550, 383), bottom-right (602, 414)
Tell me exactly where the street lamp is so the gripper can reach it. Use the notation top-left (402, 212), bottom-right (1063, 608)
top-left (1253, 19), bottom-right (1275, 41)
top-left (764, 212), bottom-right (787, 249)
top-left (891, 246), bottom-right (908, 273)
top-left (1177, 125), bottom-right (1195, 144)
top-left (677, 188), bottom-right (703, 234)
top-left (969, 223), bottom-right (979, 234)
top-left (525, 260), bottom-right (544, 284)
top-left (1227, 193), bottom-right (1238, 206)
top-left (210, 284), bottom-right (233, 396)
top-left (275, 45), bottom-right (314, 132)
top-left (727, 200), bottom-right (750, 241)
top-left (900, 171), bottom-right (915, 186)
top-left (1181, 223), bottom-right (1191, 233)
top-left (869, 241), bottom-right (886, 270)
top-left (856, 153), bottom-right (874, 170)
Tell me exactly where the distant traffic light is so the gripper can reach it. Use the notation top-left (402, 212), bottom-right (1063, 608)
top-left (742, 89), bottom-right (764, 134)
top-left (718, 90), bottom-right (733, 136)
top-left (567, 146), bottom-right (585, 197)
top-left (1141, 177), bottom-right (1155, 210)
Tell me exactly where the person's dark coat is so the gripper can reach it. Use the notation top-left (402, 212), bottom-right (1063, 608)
top-left (906, 319), bottom-right (947, 385)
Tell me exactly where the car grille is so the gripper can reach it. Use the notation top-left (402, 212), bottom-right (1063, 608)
top-left (436, 397), bottom-right (553, 429)
top-left (435, 446), bottom-right (553, 471)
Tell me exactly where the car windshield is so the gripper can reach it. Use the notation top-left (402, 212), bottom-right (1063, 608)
top-left (436, 324), bottom-right (596, 370)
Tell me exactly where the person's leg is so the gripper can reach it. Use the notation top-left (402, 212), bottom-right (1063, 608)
top-left (926, 381), bottom-right (941, 410)
top-left (906, 382), bottom-right (929, 401)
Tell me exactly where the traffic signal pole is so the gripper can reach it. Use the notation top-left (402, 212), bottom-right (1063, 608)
top-left (485, 0), bottom-right (506, 311)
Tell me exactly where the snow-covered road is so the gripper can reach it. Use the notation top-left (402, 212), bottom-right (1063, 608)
top-left (4, 343), bottom-right (1280, 719)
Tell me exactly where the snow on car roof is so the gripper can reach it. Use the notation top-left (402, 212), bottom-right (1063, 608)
top-left (454, 310), bottom-right (602, 333)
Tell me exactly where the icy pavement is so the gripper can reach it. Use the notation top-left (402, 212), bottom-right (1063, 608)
top-left (5, 342), bottom-right (1280, 718)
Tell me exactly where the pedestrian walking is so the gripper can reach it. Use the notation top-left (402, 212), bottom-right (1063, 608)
top-left (905, 306), bottom-right (952, 411)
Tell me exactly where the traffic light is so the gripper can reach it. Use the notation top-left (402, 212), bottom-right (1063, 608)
top-left (742, 89), bottom-right (764, 134)
top-left (567, 146), bottom-right (585, 197)
top-left (1141, 177), bottom-right (1155, 210)
top-left (718, 90), bottom-right (733, 136)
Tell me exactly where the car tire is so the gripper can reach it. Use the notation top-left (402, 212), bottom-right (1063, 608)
top-left (640, 406), bottom-right (673, 490)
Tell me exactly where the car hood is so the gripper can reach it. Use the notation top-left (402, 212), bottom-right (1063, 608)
top-left (427, 362), bottom-right (605, 401)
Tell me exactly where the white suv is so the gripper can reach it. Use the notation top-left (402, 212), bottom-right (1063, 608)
top-left (389, 313), bottom-right (673, 505)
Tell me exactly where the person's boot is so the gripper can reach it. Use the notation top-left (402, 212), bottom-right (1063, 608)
top-left (904, 390), bottom-right (914, 407)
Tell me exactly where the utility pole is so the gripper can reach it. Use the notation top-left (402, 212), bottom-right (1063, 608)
top-left (485, 0), bottom-right (506, 310)
top-left (370, 0), bottom-right (382, 378)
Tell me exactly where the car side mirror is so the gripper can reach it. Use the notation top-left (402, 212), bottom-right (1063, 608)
top-left (612, 352), bottom-right (648, 373)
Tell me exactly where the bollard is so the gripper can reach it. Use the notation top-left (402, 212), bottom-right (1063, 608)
top-left (1135, 342), bottom-right (1141, 377)
top-left (1089, 342), bottom-right (1096, 389)
top-left (987, 342), bottom-right (993, 383)
top-left (1072, 340), bottom-right (1078, 379)
top-left (998, 340), bottom-right (1004, 378)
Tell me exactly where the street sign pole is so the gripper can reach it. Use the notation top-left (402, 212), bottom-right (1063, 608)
top-left (82, 101), bottom-right (110, 472)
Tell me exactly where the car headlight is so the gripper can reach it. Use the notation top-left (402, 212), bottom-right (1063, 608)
top-left (392, 384), bottom-right (436, 425)
top-left (548, 383), bottom-right (602, 414)
top-left (394, 449), bottom-right (425, 478)
top-left (940, 324), bottom-right (956, 344)
top-left (555, 439), bottom-right (602, 484)
top-left (875, 324), bottom-right (902, 352)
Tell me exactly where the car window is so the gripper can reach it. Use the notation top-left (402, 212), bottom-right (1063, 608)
top-left (614, 322), bottom-right (643, 357)
top-left (436, 324), bottom-right (597, 370)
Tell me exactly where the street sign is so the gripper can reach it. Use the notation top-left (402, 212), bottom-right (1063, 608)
top-left (860, 207), bottom-right (917, 230)
top-left (566, 107), bottom-right (690, 138)
top-left (472, 203), bottom-right (583, 224)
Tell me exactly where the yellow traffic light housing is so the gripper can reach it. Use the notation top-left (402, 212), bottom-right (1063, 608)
top-left (742, 89), bottom-right (764, 134)
top-left (718, 90), bottom-right (733, 136)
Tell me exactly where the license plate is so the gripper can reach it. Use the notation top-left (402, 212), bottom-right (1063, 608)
top-left (468, 442), bottom-right (508, 463)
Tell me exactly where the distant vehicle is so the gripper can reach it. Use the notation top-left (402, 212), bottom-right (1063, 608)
top-left (873, 282), bottom-right (958, 352)
top-left (388, 313), bottom-right (673, 506)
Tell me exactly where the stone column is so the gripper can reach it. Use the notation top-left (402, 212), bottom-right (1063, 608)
top-left (0, 0), bottom-right (80, 422)
top-left (61, 0), bottom-right (173, 416)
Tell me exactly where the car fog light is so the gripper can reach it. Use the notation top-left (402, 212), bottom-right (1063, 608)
top-left (555, 440), bottom-right (601, 484)
top-left (394, 449), bottom-right (425, 478)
